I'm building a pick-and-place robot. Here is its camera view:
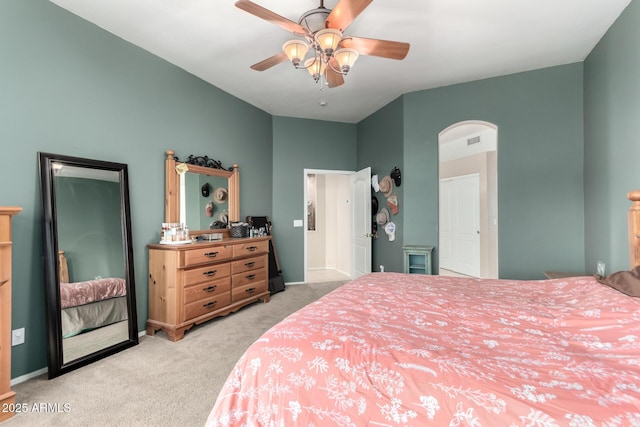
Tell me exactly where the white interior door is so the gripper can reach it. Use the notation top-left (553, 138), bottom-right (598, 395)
top-left (351, 167), bottom-right (371, 278)
top-left (439, 173), bottom-right (480, 277)
top-left (455, 174), bottom-right (480, 276)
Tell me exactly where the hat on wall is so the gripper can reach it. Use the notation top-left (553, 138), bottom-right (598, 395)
top-left (371, 175), bottom-right (380, 192)
top-left (201, 183), bottom-right (211, 197)
top-left (390, 167), bottom-right (401, 187)
top-left (375, 207), bottom-right (390, 226)
top-left (205, 201), bottom-right (214, 217)
top-left (213, 187), bottom-right (228, 204)
top-left (372, 195), bottom-right (379, 215)
top-left (384, 222), bottom-right (396, 242)
top-left (386, 194), bottom-right (398, 215)
top-left (378, 176), bottom-right (393, 197)
top-left (218, 211), bottom-right (228, 224)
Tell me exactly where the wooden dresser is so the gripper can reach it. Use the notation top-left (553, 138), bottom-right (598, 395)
top-left (146, 236), bottom-right (271, 341)
top-left (0, 207), bottom-right (21, 422)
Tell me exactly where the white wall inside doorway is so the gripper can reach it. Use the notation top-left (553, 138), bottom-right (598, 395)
top-left (305, 171), bottom-right (352, 282)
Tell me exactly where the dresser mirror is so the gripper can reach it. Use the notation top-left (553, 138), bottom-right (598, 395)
top-left (38, 152), bottom-right (138, 379)
top-left (164, 150), bottom-right (239, 237)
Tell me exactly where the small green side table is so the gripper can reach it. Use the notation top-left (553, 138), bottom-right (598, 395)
top-left (403, 245), bottom-right (434, 275)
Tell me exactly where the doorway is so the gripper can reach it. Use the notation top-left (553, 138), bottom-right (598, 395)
top-left (438, 121), bottom-right (498, 278)
top-left (304, 171), bottom-right (352, 283)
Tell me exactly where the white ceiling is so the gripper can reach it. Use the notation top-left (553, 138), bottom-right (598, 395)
top-left (49, 0), bottom-right (631, 124)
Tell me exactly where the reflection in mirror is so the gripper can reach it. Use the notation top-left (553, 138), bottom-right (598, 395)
top-left (38, 153), bottom-right (138, 378)
top-left (165, 150), bottom-right (239, 237)
top-left (181, 173), bottom-right (229, 230)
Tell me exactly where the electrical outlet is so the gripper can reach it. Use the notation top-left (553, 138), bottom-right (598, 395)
top-left (12, 328), bottom-right (25, 346)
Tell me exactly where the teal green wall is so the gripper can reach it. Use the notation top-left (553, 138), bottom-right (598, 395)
top-left (2, 0), bottom-right (272, 378)
top-left (272, 117), bottom-right (357, 282)
top-left (56, 177), bottom-right (124, 281)
top-left (584, 0), bottom-right (640, 274)
top-left (403, 64), bottom-right (585, 279)
top-left (357, 97), bottom-right (405, 273)
top-left (3, 0), bottom-right (634, 381)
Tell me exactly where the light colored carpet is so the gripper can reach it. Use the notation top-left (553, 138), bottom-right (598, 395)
top-left (6, 281), bottom-right (347, 427)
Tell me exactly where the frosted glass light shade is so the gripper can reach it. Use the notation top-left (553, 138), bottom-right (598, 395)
top-left (315, 29), bottom-right (342, 54)
top-left (304, 57), bottom-right (326, 79)
top-left (282, 40), bottom-right (309, 66)
top-left (334, 48), bottom-right (359, 73)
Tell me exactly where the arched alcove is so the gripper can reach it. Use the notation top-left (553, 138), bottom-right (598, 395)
top-left (438, 121), bottom-right (498, 278)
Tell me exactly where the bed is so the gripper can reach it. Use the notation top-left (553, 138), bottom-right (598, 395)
top-left (206, 191), bottom-right (640, 426)
top-left (58, 251), bottom-right (128, 338)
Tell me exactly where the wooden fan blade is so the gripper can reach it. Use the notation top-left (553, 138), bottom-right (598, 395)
top-left (250, 52), bottom-right (289, 71)
top-left (326, 58), bottom-right (345, 88)
top-left (235, 0), bottom-right (308, 35)
top-left (325, 0), bottom-right (373, 32)
top-left (340, 36), bottom-right (410, 60)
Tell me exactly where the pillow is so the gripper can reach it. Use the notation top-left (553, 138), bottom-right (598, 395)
top-left (597, 266), bottom-right (640, 297)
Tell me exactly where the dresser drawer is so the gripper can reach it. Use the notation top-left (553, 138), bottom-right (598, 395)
top-left (232, 280), bottom-right (268, 303)
top-left (184, 277), bottom-right (230, 305)
top-left (184, 292), bottom-right (231, 321)
top-left (231, 255), bottom-right (266, 274)
top-left (184, 263), bottom-right (231, 286)
top-left (181, 245), bottom-right (233, 267)
top-left (233, 268), bottom-right (267, 287)
top-left (232, 240), bottom-right (269, 258)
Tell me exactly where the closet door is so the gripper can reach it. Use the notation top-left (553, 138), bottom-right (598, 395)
top-left (439, 174), bottom-right (480, 277)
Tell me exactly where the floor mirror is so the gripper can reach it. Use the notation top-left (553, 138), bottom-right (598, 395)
top-left (38, 152), bottom-right (138, 378)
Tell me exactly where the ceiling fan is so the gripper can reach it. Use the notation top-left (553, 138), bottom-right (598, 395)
top-left (235, 0), bottom-right (410, 88)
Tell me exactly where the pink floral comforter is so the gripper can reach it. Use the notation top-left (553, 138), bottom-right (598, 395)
top-left (207, 273), bottom-right (640, 426)
top-left (59, 277), bottom-right (127, 309)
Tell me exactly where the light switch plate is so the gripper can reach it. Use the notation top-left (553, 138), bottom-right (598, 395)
top-left (293, 219), bottom-right (303, 227)
top-left (12, 328), bottom-right (25, 346)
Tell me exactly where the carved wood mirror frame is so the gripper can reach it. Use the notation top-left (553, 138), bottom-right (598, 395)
top-left (164, 150), bottom-right (239, 237)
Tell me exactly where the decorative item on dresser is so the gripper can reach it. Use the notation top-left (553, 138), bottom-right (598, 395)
top-left (0, 206), bottom-right (21, 422)
top-left (146, 236), bottom-right (271, 341)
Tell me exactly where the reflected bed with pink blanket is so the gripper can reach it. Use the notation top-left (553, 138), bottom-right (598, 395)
top-left (207, 272), bottom-right (640, 426)
top-left (60, 278), bottom-right (128, 338)
top-left (60, 277), bottom-right (127, 309)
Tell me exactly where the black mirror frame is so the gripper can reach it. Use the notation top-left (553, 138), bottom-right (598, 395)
top-left (38, 152), bottom-right (138, 379)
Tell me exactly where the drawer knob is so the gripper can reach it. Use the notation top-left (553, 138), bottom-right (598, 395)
top-left (203, 301), bottom-right (218, 309)
top-left (245, 287), bottom-right (256, 293)
top-left (244, 261), bottom-right (255, 268)
top-left (203, 285), bottom-right (217, 292)
top-left (246, 246), bottom-right (258, 252)
top-left (203, 270), bottom-right (217, 277)
top-left (204, 251), bottom-right (219, 258)
top-left (246, 274), bottom-right (256, 280)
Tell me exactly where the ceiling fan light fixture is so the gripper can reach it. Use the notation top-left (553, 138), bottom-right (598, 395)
top-left (334, 48), bottom-right (359, 74)
top-left (282, 40), bottom-right (309, 67)
top-left (315, 28), bottom-right (342, 56)
top-left (304, 57), bottom-right (326, 82)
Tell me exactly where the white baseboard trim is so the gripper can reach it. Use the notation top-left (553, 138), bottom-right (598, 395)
top-left (285, 282), bottom-right (304, 285)
top-left (12, 330), bottom-right (148, 386)
top-left (11, 367), bottom-right (47, 386)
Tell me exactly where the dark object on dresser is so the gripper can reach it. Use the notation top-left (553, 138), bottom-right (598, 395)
top-left (246, 216), bottom-right (285, 294)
